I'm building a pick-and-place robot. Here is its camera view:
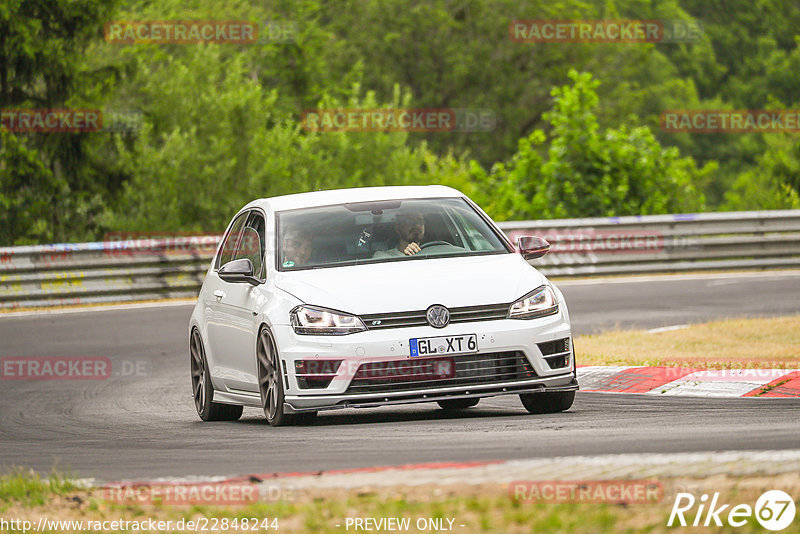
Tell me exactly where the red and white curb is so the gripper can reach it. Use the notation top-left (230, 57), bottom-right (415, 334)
top-left (577, 366), bottom-right (800, 397)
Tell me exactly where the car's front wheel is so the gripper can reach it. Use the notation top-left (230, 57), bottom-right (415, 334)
top-left (190, 329), bottom-right (243, 421)
top-left (257, 327), bottom-right (317, 426)
top-left (519, 391), bottom-right (575, 414)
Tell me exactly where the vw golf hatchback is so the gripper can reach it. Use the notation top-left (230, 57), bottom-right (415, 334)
top-left (189, 186), bottom-right (578, 425)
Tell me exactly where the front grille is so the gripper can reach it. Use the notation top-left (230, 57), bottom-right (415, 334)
top-left (361, 303), bottom-right (509, 330)
top-left (344, 351), bottom-right (536, 395)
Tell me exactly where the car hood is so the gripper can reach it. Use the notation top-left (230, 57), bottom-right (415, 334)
top-left (273, 253), bottom-right (547, 314)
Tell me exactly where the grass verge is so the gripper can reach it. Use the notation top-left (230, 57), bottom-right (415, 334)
top-left (1, 470), bottom-right (797, 533)
top-left (574, 315), bottom-right (800, 368)
top-left (0, 468), bottom-right (76, 511)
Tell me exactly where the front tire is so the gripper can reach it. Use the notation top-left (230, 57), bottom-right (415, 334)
top-left (519, 391), bottom-right (575, 414)
top-left (437, 398), bottom-right (480, 410)
top-left (190, 329), bottom-right (243, 421)
top-left (257, 326), bottom-right (304, 426)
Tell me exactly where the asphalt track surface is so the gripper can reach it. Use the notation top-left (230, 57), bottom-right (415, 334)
top-left (1, 271), bottom-right (799, 482)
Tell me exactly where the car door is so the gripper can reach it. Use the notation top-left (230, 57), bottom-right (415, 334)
top-left (204, 210), bottom-right (249, 389)
top-left (213, 211), bottom-right (268, 393)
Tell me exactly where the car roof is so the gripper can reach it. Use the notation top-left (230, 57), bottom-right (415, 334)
top-left (243, 185), bottom-right (465, 213)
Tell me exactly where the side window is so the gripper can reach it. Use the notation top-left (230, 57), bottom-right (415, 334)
top-left (216, 212), bottom-right (248, 269)
top-left (235, 212), bottom-right (266, 279)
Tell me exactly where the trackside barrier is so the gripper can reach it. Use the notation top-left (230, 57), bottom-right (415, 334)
top-left (1, 210), bottom-right (798, 309)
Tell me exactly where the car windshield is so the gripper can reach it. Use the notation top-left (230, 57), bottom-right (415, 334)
top-left (276, 197), bottom-right (510, 270)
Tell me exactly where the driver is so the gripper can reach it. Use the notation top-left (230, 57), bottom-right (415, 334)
top-left (373, 211), bottom-right (426, 258)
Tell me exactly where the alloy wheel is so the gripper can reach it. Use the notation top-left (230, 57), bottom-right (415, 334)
top-left (257, 329), bottom-right (280, 420)
top-left (190, 329), bottom-right (207, 414)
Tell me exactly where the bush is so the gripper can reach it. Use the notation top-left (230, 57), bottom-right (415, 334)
top-left (474, 70), bottom-right (714, 221)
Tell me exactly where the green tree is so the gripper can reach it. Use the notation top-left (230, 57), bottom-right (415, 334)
top-left (0, 0), bottom-right (119, 245)
top-left (321, 0), bottom-right (708, 169)
top-left (0, 129), bottom-right (64, 244)
top-left (101, 44), bottom-right (474, 233)
top-left (723, 134), bottom-right (800, 210)
top-left (475, 70), bottom-right (713, 220)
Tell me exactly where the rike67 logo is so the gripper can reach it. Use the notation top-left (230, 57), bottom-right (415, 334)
top-left (669, 490), bottom-right (796, 531)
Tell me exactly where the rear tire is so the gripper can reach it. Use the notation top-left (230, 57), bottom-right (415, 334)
top-left (519, 391), bottom-right (575, 414)
top-left (190, 329), bottom-right (243, 421)
top-left (437, 398), bottom-right (480, 410)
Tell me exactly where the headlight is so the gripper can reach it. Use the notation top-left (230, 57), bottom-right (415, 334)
top-left (290, 305), bottom-right (367, 335)
top-left (508, 285), bottom-right (559, 319)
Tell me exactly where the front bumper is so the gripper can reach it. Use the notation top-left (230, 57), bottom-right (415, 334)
top-left (283, 371), bottom-right (578, 412)
top-left (274, 308), bottom-right (576, 412)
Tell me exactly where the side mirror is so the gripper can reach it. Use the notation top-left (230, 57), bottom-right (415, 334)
top-left (219, 258), bottom-right (262, 285)
top-left (518, 236), bottom-right (550, 260)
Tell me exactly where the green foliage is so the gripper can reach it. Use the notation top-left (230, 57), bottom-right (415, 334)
top-left (322, 0), bottom-right (714, 169)
top-left (723, 135), bottom-right (800, 210)
top-left (0, 129), bottom-right (63, 244)
top-left (0, 468), bottom-right (75, 510)
top-left (2, 0), bottom-right (800, 245)
top-left (0, 0), bottom-right (120, 244)
top-left (477, 71), bottom-right (712, 220)
top-left (99, 43), bottom-right (474, 232)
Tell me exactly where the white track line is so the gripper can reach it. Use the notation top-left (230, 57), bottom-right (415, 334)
top-left (555, 269), bottom-right (800, 286)
top-left (647, 324), bottom-right (689, 334)
top-left (0, 299), bottom-right (197, 318)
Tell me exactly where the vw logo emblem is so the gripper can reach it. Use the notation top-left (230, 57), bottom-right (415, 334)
top-left (426, 305), bottom-right (450, 328)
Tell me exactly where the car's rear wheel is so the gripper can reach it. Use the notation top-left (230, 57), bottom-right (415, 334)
top-left (437, 398), bottom-right (480, 410)
top-left (190, 329), bottom-right (243, 421)
top-left (519, 391), bottom-right (575, 414)
top-left (257, 327), bottom-right (317, 426)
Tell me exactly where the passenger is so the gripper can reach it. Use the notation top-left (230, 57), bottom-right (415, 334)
top-left (281, 228), bottom-right (313, 267)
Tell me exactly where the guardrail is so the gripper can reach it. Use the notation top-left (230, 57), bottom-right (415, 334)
top-left (1, 210), bottom-right (799, 309)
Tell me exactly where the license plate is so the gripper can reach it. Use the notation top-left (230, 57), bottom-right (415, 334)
top-left (409, 334), bottom-right (478, 357)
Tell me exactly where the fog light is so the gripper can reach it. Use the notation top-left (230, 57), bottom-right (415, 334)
top-left (295, 359), bottom-right (342, 389)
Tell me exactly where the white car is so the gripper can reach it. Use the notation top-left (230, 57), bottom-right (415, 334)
top-left (189, 186), bottom-right (577, 426)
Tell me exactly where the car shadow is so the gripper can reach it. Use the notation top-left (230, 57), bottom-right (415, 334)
top-left (236, 405), bottom-right (576, 427)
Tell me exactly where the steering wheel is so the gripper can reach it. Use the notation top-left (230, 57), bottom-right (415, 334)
top-left (419, 240), bottom-right (454, 249)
